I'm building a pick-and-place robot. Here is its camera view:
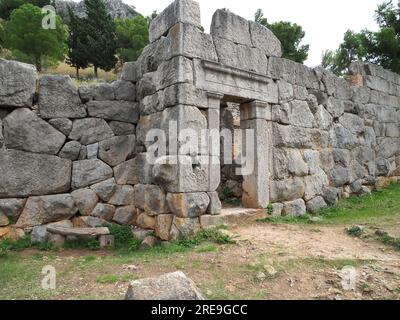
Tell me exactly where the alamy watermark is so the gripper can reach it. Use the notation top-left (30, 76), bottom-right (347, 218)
top-left (41, 5), bottom-right (56, 30)
top-left (41, 265), bottom-right (56, 290)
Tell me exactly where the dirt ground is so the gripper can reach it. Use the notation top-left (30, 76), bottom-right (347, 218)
top-left (5, 220), bottom-right (399, 300)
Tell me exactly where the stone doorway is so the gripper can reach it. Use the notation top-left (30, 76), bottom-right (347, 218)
top-left (208, 93), bottom-right (271, 210)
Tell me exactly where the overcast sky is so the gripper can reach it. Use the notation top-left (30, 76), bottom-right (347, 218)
top-left (116, 0), bottom-right (384, 66)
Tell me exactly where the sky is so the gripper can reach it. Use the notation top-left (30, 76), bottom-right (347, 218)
top-left (127, 0), bottom-right (383, 67)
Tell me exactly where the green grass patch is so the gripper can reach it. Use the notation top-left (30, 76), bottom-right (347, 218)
top-left (259, 182), bottom-right (400, 226)
top-left (96, 274), bottom-right (119, 284)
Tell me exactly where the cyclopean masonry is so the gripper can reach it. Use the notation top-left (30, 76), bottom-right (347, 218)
top-left (0, 0), bottom-right (400, 243)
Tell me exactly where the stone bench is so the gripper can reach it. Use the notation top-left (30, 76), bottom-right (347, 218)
top-left (46, 226), bottom-right (114, 248)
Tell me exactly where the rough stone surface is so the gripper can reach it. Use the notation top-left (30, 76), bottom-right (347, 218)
top-left (48, 118), bottom-right (73, 136)
top-left (39, 75), bottom-right (86, 118)
top-left (16, 194), bottom-right (77, 228)
top-left (90, 203), bottom-right (116, 221)
top-left (149, 0), bottom-right (201, 43)
top-left (113, 80), bottom-right (136, 101)
top-left (125, 271), bottom-right (205, 300)
top-left (211, 9), bottom-right (252, 46)
top-left (31, 225), bottom-right (49, 244)
top-left (71, 188), bottom-right (99, 216)
top-left (3, 108), bottom-right (66, 154)
top-left (98, 135), bottom-right (136, 166)
top-left (0, 59), bottom-right (37, 107)
top-left (93, 83), bottom-right (115, 101)
top-left (109, 121), bottom-right (136, 136)
top-left (306, 196), bottom-right (327, 213)
top-left (69, 118), bottom-right (114, 145)
top-left (270, 178), bottom-right (305, 203)
top-left (90, 178), bottom-right (117, 202)
top-left (170, 216), bottom-right (201, 240)
top-left (87, 100), bottom-right (139, 123)
top-left (113, 206), bottom-right (136, 225)
top-left (0, 150), bottom-right (71, 198)
top-left (0, 199), bottom-right (26, 220)
top-left (207, 192), bottom-right (222, 215)
top-left (155, 214), bottom-right (174, 241)
top-left (136, 212), bottom-right (156, 230)
top-left (0, 213), bottom-right (9, 226)
top-left (59, 141), bottom-right (81, 160)
top-left (249, 21), bottom-right (282, 57)
top-left (282, 199), bottom-right (306, 216)
top-left (72, 159), bottom-right (113, 189)
top-left (167, 193), bottom-right (210, 218)
top-left (108, 185), bottom-right (135, 206)
top-left (134, 184), bottom-right (167, 215)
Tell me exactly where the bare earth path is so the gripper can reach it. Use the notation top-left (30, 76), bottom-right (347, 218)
top-left (2, 220), bottom-right (399, 300)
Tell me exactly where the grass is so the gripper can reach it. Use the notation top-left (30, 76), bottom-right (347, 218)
top-left (259, 182), bottom-right (400, 226)
top-left (43, 62), bottom-right (117, 84)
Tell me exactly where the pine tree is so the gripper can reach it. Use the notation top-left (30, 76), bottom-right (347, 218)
top-left (83, 0), bottom-right (117, 78)
top-left (66, 5), bottom-right (89, 78)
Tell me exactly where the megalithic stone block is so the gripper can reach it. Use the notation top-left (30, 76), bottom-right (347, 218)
top-left (149, 0), bottom-right (201, 43)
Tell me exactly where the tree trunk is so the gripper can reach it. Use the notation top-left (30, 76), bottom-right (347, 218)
top-left (76, 67), bottom-right (80, 79)
top-left (94, 65), bottom-right (98, 78)
top-left (35, 56), bottom-right (42, 72)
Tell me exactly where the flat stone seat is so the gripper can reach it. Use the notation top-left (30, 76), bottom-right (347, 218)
top-left (200, 208), bottom-right (266, 229)
top-left (46, 226), bottom-right (110, 237)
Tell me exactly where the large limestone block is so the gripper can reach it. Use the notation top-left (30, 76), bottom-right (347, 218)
top-left (39, 75), bottom-right (86, 118)
top-left (273, 123), bottom-right (328, 149)
top-left (98, 135), bottom-right (136, 166)
top-left (3, 108), bottom-right (66, 154)
top-left (92, 83), bottom-right (115, 101)
top-left (112, 80), bottom-right (136, 101)
top-left (0, 59), bottom-right (37, 107)
top-left (149, 0), bottom-right (201, 43)
top-left (0, 150), bottom-right (71, 198)
top-left (268, 57), bottom-right (295, 83)
top-left (16, 194), bottom-right (77, 228)
top-left (115, 153), bottom-right (153, 185)
top-left (59, 141), bottom-right (81, 160)
top-left (306, 196), bottom-right (328, 213)
top-left (48, 118), bottom-right (73, 136)
top-left (270, 177), bottom-right (305, 203)
top-left (168, 23), bottom-right (218, 61)
top-left (154, 56), bottom-right (194, 91)
top-left (108, 185), bottom-right (135, 206)
top-left (169, 216), bottom-right (201, 241)
top-left (90, 178), bottom-right (117, 202)
top-left (113, 206), bottom-right (136, 225)
top-left (249, 21), bottom-right (282, 57)
top-left (152, 156), bottom-right (210, 193)
top-left (288, 100), bottom-right (315, 128)
top-left (339, 113), bottom-right (364, 135)
top-left (282, 199), bottom-right (306, 216)
top-left (166, 192), bottom-right (210, 218)
top-left (125, 271), bottom-right (205, 300)
top-left (69, 118), bottom-right (114, 145)
top-left (155, 214), bottom-right (174, 240)
top-left (71, 189), bottom-right (98, 216)
top-left (72, 159), bottom-right (113, 189)
top-left (211, 9), bottom-right (252, 46)
top-left (119, 62), bottom-right (138, 82)
top-left (303, 169), bottom-right (328, 201)
top-left (134, 184), bottom-right (168, 215)
top-left (109, 121), bottom-right (136, 136)
top-left (213, 37), bottom-right (268, 74)
top-left (0, 199), bottom-right (26, 220)
top-left (86, 101), bottom-right (139, 124)
top-left (90, 203), bottom-right (116, 221)
top-left (137, 105), bottom-right (207, 152)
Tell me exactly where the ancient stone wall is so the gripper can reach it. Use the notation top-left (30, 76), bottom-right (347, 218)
top-left (1, 0), bottom-right (400, 242)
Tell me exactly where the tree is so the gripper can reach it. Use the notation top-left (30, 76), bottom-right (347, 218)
top-left (0, 0), bottom-right (51, 20)
top-left (254, 9), bottom-right (309, 63)
top-left (146, 10), bottom-right (158, 25)
top-left (66, 5), bottom-right (89, 77)
top-left (3, 3), bottom-right (67, 71)
top-left (115, 15), bottom-right (149, 63)
top-left (83, 0), bottom-right (117, 77)
top-left (322, 1), bottom-right (400, 75)
top-left (321, 30), bottom-right (371, 76)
